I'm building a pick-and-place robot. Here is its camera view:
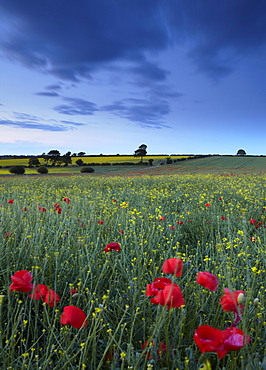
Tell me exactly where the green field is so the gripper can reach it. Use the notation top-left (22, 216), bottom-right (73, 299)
top-left (0, 163), bottom-right (265, 369)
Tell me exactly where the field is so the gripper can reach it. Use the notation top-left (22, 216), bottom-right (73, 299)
top-left (0, 165), bottom-right (265, 369)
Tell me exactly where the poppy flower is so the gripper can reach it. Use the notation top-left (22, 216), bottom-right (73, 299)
top-left (118, 229), bottom-right (124, 234)
top-left (249, 219), bottom-right (257, 224)
top-left (142, 340), bottom-right (168, 360)
top-left (4, 232), bottom-right (13, 238)
top-left (158, 216), bottom-right (166, 221)
top-left (63, 197), bottom-right (71, 204)
top-left (60, 306), bottom-right (88, 329)
top-left (38, 206), bottom-right (46, 212)
top-left (162, 258), bottom-right (183, 277)
top-left (194, 325), bottom-right (250, 359)
top-left (70, 288), bottom-right (79, 296)
top-left (146, 277), bottom-right (172, 297)
top-left (176, 221), bottom-right (184, 225)
top-left (10, 270), bottom-right (34, 293)
top-left (221, 216), bottom-right (227, 220)
top-left (150, 283), bottom-right (185, 309)
top-left (205, 203), bottom-right (211, 207)
top-left (169, 226), bottom-right (176, 230)
top-left (29, 284), bottom-right (60, 307)
top-left (98, 220), bottom-right (104, 225)
top-left (219, 288), bottom-right (245, 314)
top-left (22, 207), bottom-right (28, 211)
top-left (8, 199), bottom-right (14, 204)
top-left (104, 242), bottom-right (121, 252)
top-left (196, 271), bottom-right (219, 292)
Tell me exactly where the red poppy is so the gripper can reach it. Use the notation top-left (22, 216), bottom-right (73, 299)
top-left (60, 306), bottom-right (88, 329)
top-left (4, 232), bottom-right (13, 238)
top-left (169, 226), bottom-right (176, 230)
top-left (29, 284), bottom-right (60, 307)
top-left (22, 207), bottom-right (28, 211)
top-left (196, 271), bottom-right (219, 292)
top-left (162, 258), bottom-right (183, 277)
top-left (194, 325), bottom-right (250, 359)
top-left (205, 203), bottom-right (211, 207)
top-left (118, 229), bottom-right (124, 234)
top-left (38, 206), bottom-right (46, 212)
top-left (249, 219), bottom-right (257, 224)
top-left (221, 216), bottom-right (227, 220)
top-left (142, 341), bottom-right (168, 360)
top-left (219, 288), bottom-right (245, 314)
top-left (98, 220), bottom-right (104, 225)
top-left (218, 197), bottom-right (223, 200)
top-left (104, 242), bottom-right (121, 252)
top-left (8, 199), bottom-right (14, 204)
top-left (63, 197), bottom-right (71, 204)
top-left (150, 283), bottom-right (185, 309)
top-left (54, 203), bottom-right (60, 208)
top-left (70, 288), bottom-right (79, 296)
top-left (146, 277), bottom-right (172, 297)
top-left (112, 199), bottom-right (117, 202)
top-left (176, 221), bottom-right (184, 225)
top-left (10, 270), bottom-right (34, 293)
top-left (158, 216), bottom-right (166, 221)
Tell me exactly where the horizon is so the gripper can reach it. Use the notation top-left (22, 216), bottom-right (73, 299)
top-left (1, 1), bottom-right (266, 156)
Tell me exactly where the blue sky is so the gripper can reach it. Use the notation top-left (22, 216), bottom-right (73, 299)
top-left (0, 0), bottom-right (266, 156)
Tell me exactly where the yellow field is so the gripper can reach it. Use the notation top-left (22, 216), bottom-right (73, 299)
top-left (0, 155), bottom-right (191, 167)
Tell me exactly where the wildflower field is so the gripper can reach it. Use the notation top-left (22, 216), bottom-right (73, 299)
top-left (0, 173), bottom-right (265, 369)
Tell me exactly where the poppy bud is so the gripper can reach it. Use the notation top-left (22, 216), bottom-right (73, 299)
top-left (237, 293), bottom-right (245, 305)
top-left (253, 298), bottom-right (259, 307)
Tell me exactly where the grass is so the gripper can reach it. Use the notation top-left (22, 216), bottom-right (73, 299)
top-left (0, 172), bottom-right (265, 369)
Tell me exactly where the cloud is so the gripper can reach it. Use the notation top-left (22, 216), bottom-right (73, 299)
top-left (35, 91), bottom-right (59, 97)
top-left (1, 1), bottom-right (266, 84)
top-left (102, 98), bottom-right (171, 129)
top-left (45, 84), bottom-right (62, 91)
top-left (53, 97), bottom-right (98, 116)
top-left (0, 112), bottom-right (86, 131)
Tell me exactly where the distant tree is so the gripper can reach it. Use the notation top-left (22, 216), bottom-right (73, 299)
top-left (61, 152), bottom-right (72, 166)
top-left (237, 149), bottom-right (246, 156)
top-left (37, 166), bottom-right (48, 174)
top-left (72, 153), bottom-right (77, 157)
top-left (134, 144), bottom-right (147, 163)
top-left (9, 166), bottom-right (25, 175)
top-left (76, 159), bottom-right (84, 166)
top-left (28, 157), bottom-right (41, 167)
top-left (44, 150), bottom-right (61, 166)
top-left (78, 152), bottom-right (86, 156)
top-left (80, 167), bottom-right (94, 173)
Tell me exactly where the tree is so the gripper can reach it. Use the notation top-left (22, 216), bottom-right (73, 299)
top-left (9, 166), bottom-right (25, 175)
top-left (78, 152), bottom-right (86, 156)
top-left (28, 157), bottom-right (41, 167)
top-left (37, 166), bottom-right (48, 174)
top-left (43, 150), bottom-right (61, 166)
top-left (76, 159), bottom-right (84, 166)
top-left (134, 144), bottom-right (147, 163)
top-left (237, 149), bottom-right (246, 156)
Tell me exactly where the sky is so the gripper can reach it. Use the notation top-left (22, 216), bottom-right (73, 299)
top-left (0, 0), bottom-right (266, 156)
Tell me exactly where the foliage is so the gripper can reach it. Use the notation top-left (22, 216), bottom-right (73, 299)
top-left (134, 144), bottom-right (147, 163)
top-left (28, 157), bottom-right (41, 167)
top-left (80, 166), bottom-right (95, 173)
top-left (237, 149), bottom-right (246, 155)
top-left (0, 174), bottom-right (265, 368)
top-left (9, 165), bottom-right (25, 174)
top-left (37, 166), bottom-right (48, 174)
top-left (75, 159), bottom-right (84, 166)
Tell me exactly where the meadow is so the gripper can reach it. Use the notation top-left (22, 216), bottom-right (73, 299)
top-left (0, 172), bottom-right (265, 369)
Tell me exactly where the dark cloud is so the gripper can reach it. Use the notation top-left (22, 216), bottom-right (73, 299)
top-left (35, 91), bottom-right (59, 97)
top-left (102, 98), bottom-right (171, 129)
top-left (53, 97), bottom-right (98, 115)
top-left (0, 1), bottom-right (265, 83)
top-left (45, 84), bottom-right (62, 91)
top-left (0, 112), bottom-right (85, 131)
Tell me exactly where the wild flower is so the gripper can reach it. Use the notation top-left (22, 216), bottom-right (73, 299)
top-left (10, 270), bottom-right (34, 293)
top-left (60, 306), bottom-right (88, 328)
top-left (196, 271), bottom-right (219, 292)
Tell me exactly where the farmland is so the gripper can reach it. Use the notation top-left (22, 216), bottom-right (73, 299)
top-left (0, 161), bottom-right (265, 369)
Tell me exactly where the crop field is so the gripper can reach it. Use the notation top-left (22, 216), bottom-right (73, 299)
top-left (0, 172), bottom-right (265, 369)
